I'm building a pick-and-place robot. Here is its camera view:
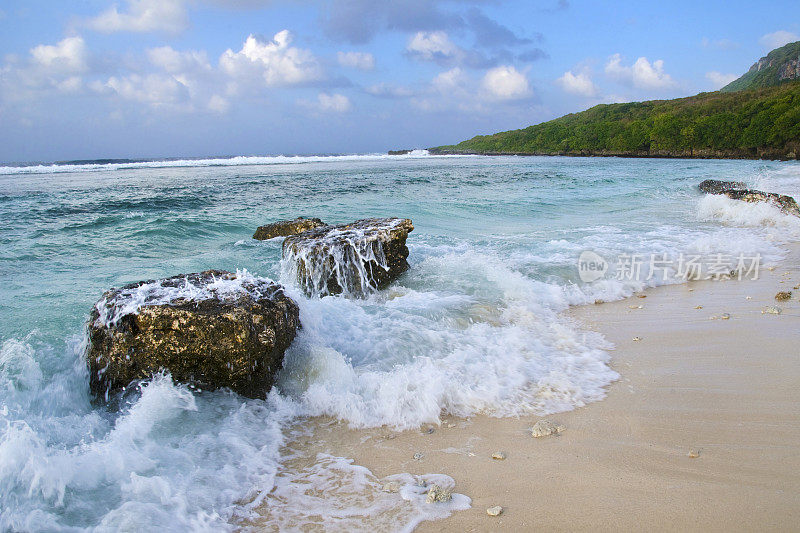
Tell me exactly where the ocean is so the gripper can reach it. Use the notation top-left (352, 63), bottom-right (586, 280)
top-left (1, 152), bottom-right (799, 530)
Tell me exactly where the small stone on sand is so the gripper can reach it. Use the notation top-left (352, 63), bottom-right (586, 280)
top-left (763, 306), bottom-right (782, 315)
top-left (637, 294), bottom-right (647, 298)
top-left (688, 288), bottom-right (694, 292)
top-left (632, 336), bottom-right (642, 342)
top-left (382, 481), bottom-right (401, 493)
top-left (413, 452), bottom-right (424, 461)
top-left (688, 450), bottom-right (701, 459)
top-left (775, 291), bottom-right (792, 301)
top-left (487, 506), bottom-right (503, 517)
top-left (745, 296), bottom-right (752, 300)
top-left (492, 451), bottom-right (506, 460)
top-left (628, 305), bottom-right (643, 309)
top-left (425, 484), bottom-right (452, 504)
top-left (422, 426), bottom-right (435, 434)
top-left (694, 305), bottom-right (703, 309)
top-left (720, 313), bottom-right (730, 320)
top-left (594, 299), bottom-right (605, 305)
top-left (531, 419), bottom-right (565, 438)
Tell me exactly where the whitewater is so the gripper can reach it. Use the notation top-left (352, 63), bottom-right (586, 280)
top-left (1, 153), bottom-right (799, 530)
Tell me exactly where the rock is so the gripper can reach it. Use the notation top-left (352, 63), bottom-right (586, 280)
top-left (492, 451), bottom-right (506, 460)
top-left (531, 419), bottom-right (565, 438)
top-left (694, 305), bottom-right (703, 309)
top-left (775, 291), bottom-right (792, 301)
top-left (763, 306), bottom-right (782, 315)
top-left (413, 452), bottom-right (424, 461)
top-left (253, 217), bottom-right (326, 240)
top-left (486, 506), bottom-right (503, 517)
top-left (388, 149), bottom-right (412, 155)
top-left (425, 484), bottom-right (452, 504)
top-left (720, 313), bottom-right (731, 320)
top-left (87, 270), bottom-right (300, 400)
top-left (725, 189), bottom-right (800, 216)
top-left (698, 180), bottom-right (800, 216)
top-left (698, 179), bottom-right (747, 194)
top-left (632, 336), bottom-right (642, 342)
top-left (282, 217), bottom-right (414, 297)
top-left (688, 450), bottom-right (701, 459)
top-left (422, 426), bottom-right (435, 435)
top-left (382, 481), bottom-right (401, 493)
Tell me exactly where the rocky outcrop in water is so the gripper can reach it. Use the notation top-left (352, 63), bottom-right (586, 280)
top-left (87, 270), bottom-right (300, 400)
top-left (253, 217), bottom-right (326, 240)
top-left (697, 179), bottom-right (747, 194)
top-left (282, 217), bottom-right (413, 297)
top-left (698, 180), bottom-right (800, 216)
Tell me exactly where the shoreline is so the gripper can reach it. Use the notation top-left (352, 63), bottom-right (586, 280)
top-left (253, 245), bottom-right (800, 531)
top-left (425, 149), bottom-right (799, 161)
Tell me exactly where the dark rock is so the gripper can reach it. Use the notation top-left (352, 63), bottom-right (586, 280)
top-left (388, 149), bottom-right (412, 155)
top-left (775, 291), bottom-right (792, 301)
top-left (282, 218), bottom-right (413, 297)
top-left (698, 179), bottom-right (747, 194)
top-left (698, 180), bottom-right (800, 216)
top-left (724, 189), bottom-right (800, 216)
top-left (253, 217), bottom-right (326, 240)
top-left (87, 270), bottom-right (300, 400)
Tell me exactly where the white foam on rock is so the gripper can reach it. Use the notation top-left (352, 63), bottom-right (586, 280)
top-left (93, 269), bottom-right (280, 327)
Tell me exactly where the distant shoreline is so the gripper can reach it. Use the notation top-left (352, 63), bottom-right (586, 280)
top-left (425, 148), bottom-right (800, 161)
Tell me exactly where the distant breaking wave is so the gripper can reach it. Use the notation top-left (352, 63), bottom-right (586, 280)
top-left (0, 150), bottom-right (440, 176)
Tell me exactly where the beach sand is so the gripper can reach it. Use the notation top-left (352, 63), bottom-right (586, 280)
top-left (255, 247), bottom-right (800, 532)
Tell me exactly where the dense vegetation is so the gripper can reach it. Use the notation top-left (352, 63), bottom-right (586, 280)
top-left (430, 43), bottom-right (800, 160)
top-left (430, 81), bottom-right (800, 159)
top-left (721, 41), bottom-right (800, 92)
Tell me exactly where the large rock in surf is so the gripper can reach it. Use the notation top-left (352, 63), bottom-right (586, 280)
top-left (698, 179), bottom-right (747, 194)
top-left (87, 270), bottom-right (300, 400)
top-left (698, 179), bottom-right (800, 216)
top-left (282, 217), bottom-right (413, 297)
top-left (253, 217), bottom-right (326, 240)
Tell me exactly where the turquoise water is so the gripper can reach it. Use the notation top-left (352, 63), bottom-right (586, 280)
top-left (1, 153), bottom-right (799, 530)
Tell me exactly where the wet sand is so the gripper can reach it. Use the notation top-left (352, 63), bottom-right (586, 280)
top-left (256, 248), bottom-right (800, 532)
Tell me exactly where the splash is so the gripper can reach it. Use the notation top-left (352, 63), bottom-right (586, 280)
top-left (93, 269), bottom-right (282, 327)
top-left (280, 218), bottom-right (412, 298)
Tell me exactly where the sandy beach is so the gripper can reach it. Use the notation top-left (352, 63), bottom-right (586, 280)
top-left (257, 246), bottom-right (800, 532)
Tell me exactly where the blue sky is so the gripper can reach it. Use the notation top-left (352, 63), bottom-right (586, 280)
top-left (0, 0), bottom-right (798, 162)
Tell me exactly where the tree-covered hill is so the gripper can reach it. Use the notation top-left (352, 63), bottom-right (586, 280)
top-left (429, 44), bottom-right (800, 160)
top-left (722, 41), bottom-right (800, 92)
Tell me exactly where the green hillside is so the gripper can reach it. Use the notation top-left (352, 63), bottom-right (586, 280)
top-left (430, 44), bottom-right (800, 160)
top-left (722, 41), bottom-right (800, 92)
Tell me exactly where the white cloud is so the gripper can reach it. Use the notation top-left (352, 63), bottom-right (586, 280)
top-left (316, 92), bottom-right (351, 112)
top-left (337, 51), bottom-right (375, 70)
top-left (365, 83), bottom-right (414, 98)
top-left (481, 65), bottom-right (530, 100)
top-left (220, 31), bottom-right (323, 87)
top-left (701, 37), bottom-right (738, 50)
top-left (98, 73), bottom-right (191, 106)
top-left (147, 47), bottom-right (211, 74)
top-left (556, 68), bottom-right (597, 97)
top-left (433, 67), bottom-right (468, 93)
top-left (705, 71), bottom-right (738, 89)
top-left (759, 30), bottom-right (799, 51)
top-left (86, 0), bottom-right (189, 34)
top-left (0, 36), bottom-right (91, 100)
top-left (605, 53), bottom-right (676, 90)
top-left (406, 31), bottom-right (460, 61)
top-left (30, 36), bottom-right (89, 74)
top-left (207, 94), bottom-right (230, 113)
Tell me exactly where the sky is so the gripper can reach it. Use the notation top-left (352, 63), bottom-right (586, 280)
top-left (0, 0), bottom-right (798, 162)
